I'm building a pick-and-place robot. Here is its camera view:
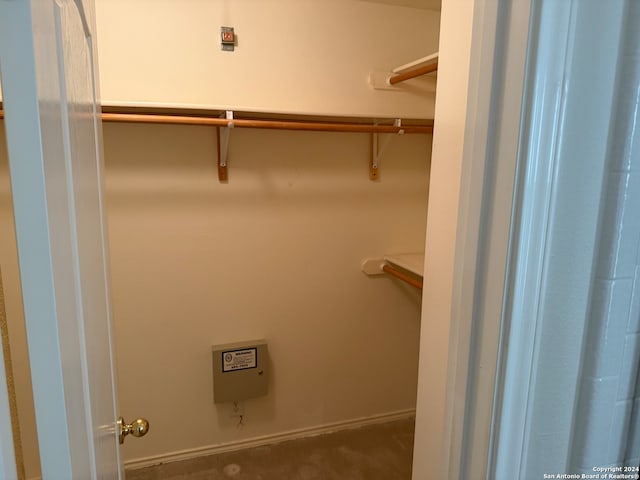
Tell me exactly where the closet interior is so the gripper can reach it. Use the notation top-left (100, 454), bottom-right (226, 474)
top-left (0, 0), bottom-right (442, 477)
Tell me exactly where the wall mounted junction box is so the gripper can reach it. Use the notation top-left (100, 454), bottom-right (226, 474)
top-left (212, 339), bottom-right (268, 403)
top-left (220, 26), bottom-right (236, 51)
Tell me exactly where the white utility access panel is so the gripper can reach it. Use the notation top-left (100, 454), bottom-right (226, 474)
top-left (212, 340), bottom-right (268, 403)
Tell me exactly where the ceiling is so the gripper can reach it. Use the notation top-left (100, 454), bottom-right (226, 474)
top-left (359, 0), bottom-right (441, 11)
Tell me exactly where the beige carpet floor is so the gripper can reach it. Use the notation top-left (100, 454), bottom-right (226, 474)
top-left (126, 417), bottom-right (415, 480)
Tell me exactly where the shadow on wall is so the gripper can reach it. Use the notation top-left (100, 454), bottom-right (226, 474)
top-left (103, 123), bottom-right (431, 208)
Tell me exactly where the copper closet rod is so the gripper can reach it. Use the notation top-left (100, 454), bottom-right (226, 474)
top-left (389, 61), bottom-right (439, 86)
top-left (102, 113), bottom-right (432, 134)
top-left (0, 109), bottom-right (432, 134)
top-left (382, 264), bottom-right (423, 290)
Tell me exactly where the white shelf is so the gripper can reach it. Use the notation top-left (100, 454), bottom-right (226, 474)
top-left (392, 52), bottom-right (439, 75)
top-left (369, 52), bottom-right (438, 92)
top-left (361, 252), bottom-right (424, 289)
top-left (361, 252), bottom-right (424, 277)
top-left (383, 253), bottom-right (425, 277)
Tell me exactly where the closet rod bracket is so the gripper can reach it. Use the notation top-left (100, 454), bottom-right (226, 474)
top-left (370, 119), bottom-right (401, 181)
top-left (216, 110), bottom-right (234, 182)
top-left (370, 133), bottom-right (380, 181)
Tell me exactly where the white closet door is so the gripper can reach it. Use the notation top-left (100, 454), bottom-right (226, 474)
top-left (0, 0), bottom-right (122, 478)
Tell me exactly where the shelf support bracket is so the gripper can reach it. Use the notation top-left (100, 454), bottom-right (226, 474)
top-left (370, 133), bottom-right (380, 181)
top-left (370, 119), bottom-right (402, 181)
top-left (361, 257), bottom-right (423, 290)
top-left (216, 110), bottom-right (234, 182)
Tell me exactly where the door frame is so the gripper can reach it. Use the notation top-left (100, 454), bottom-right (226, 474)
top-left (418, 0), bottom-right (636, 478)
top-left (490, 0), bottom-right (632, 476)
top-left (412, 0), bottom-right (534, 477)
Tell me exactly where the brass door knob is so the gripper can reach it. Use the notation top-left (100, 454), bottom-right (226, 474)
top-left (117, 416), bottom-right (149, 444)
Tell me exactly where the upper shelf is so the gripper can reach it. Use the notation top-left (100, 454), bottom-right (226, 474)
top-left (0, 105), bottom-right (432, 183)
top-left (99, 105), bottom-right (434, 132)
top-left (361, 252), bottom-right (425, 290)
top-left (392, 52), bottom-right (439, 75)
top-left (0, 103), bottom-right (434, 132)
top-left (369, 52), bottom-right (438, 91)
top-left (383, 253), bottom-right (425, 277)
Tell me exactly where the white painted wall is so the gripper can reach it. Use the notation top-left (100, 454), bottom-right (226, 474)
top-left (98, 0), bottom-right (437, 465)
top-left (103, 123), bottom-right (430, 464)
top-left (94, 0), bottom-right (440, 118)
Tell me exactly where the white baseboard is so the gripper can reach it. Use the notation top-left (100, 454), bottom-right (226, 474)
top-left (125, 408), bottom-right (416, 471)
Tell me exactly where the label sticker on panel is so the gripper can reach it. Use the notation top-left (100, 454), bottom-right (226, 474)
top-left (222, 348), bottom-right (257, 372)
